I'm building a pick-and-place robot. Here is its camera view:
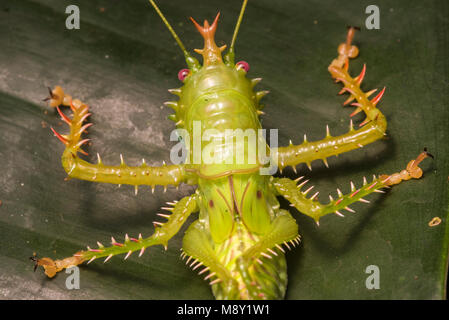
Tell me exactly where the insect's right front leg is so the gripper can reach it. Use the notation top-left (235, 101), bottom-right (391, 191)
top-left (47, 86), bottom-right (188, 190)
top-left (274, 27), bottom-right (387, 172)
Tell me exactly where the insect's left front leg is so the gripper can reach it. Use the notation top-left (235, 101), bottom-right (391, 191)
top-left (33, 194), bottom-right (198, 278)
top-left (47, 86), bottom-right (189, 191)
top-left (272, 150), bottom-right (432, 224)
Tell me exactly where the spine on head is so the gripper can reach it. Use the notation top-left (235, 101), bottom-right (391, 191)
top-left (190, 13), bottom-right (227, 66)
top-left (148, 0), bottom-right (250, 69)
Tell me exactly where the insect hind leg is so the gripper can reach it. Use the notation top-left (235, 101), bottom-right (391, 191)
top-left (181, 220), bottom-right (240, 299)
top-left (236, 209), bottom-right (299, 300)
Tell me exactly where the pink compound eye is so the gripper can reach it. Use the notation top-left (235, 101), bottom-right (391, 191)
top-left (236, 61), bottom-right (250, 72)
top-left (178, 68), bottom-right (190, 81)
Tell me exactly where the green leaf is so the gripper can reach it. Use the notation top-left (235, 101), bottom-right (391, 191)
top-left (0, 0), bottom-right (447, 299)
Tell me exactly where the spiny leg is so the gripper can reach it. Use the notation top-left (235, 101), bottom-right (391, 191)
top-left (33, 194), bottom-right (198, 278)
top-left (236, 210), bottom-right (299, 300)
top-left (181, 212), bottom-right (299, 300)
top-left (181, 220), bottom-right (240, 299)
top-left (272, 150), bottom-right (433, 225)
top-left (46, 86), bottom-right (189, 193)
top-left (274, 27), bottom-right (387, 172)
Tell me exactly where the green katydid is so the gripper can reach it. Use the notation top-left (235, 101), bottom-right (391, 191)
top-left (33, 0), bottom-right (432, 300)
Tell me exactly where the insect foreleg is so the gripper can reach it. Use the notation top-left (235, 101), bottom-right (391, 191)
top-left (275, 27), bottom-right (387, 172)
top-left (273, 150), bottom-right (432, 225)
top-left (34, 194), bottom-right (198, 277)
top-left (47, 86), bottom-right (188, 191)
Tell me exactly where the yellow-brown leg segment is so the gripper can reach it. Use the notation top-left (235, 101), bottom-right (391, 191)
top-left (274, 27), bottom-right (387, 172)
top-left (273, 150), bottom-right (432, 224)
top-left (46, 86), bottom-right (189, 192)
top-left (33, 194), bottom-right (198, 278)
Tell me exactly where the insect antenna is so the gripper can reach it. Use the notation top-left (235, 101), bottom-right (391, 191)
top-left (148, 0), bottom-right (200, 71)
top-left (225, 0), bottom-right (249, 65)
